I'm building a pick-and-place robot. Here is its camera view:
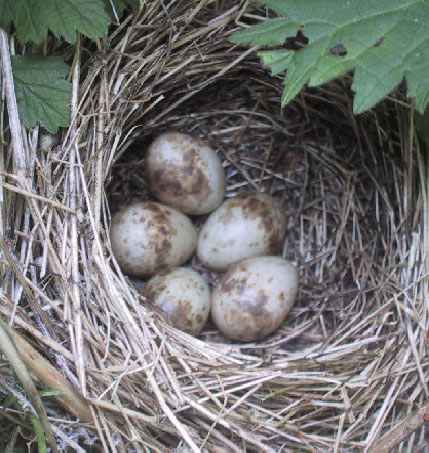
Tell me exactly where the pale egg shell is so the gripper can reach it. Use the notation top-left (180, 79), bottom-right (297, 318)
top-left (146, 131), bottom-right (225, 215)
top-left (143, 267), bottom-right (210, 335)
top-left (197, 193), bottom-right (286, 271)
top-left (211, 257), bottom-right (298, 342)
top-left (110, 202), bottom-right (197, 277)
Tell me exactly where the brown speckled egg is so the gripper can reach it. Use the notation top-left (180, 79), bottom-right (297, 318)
top-left (143, 267), bottom-right (210, 335)
top-left (146, 132), bottom-right (225, 215)
top-left (110, 202), bottom-right (197, 277)
top-left (197, 193), bottom-right (286, 271)
top-left (211, 257), bottom-right (298, 342)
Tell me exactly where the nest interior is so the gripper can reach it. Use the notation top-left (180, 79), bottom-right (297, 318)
top-left (1, 1), bottom-right (428, 452)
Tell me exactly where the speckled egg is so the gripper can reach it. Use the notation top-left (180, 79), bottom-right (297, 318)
top-left (211, 257), bottom-right (298, 342)
top-left (146, 131), bottom-right (225, 215)
top-left (110, 202), bottom-right (197, 277)
top-left (197, 193), bottom-right (286, 271)
top-left (143, 267), bottom-right (211, 335)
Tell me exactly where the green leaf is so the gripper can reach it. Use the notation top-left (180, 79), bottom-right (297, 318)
top-left (12, 56), bottom-right (72, 133)
top-left (40, 388), bottom-right (63, 397)
top-left (258, 49), bottom-right (294, 75)
top-left (13, 0), bottom-right (47, 44)
top-left (30, 416), bottom-right (48, 453)
top-left (282, 36), bottom-right (331, 106)
top-left (231, 0), bottom-right (429, 114)
top-left (11, 0), bottom-right (111, 44)
top-left (0, 0), bottom-right (16, 30)
top-left (231, 18), bottom-right (301, 46)
top-left (47, 0), bottom-right (111, 42)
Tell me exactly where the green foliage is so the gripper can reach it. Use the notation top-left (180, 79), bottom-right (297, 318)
top-left (0, 0), bottom-right (14, 31)
top-left (0, 0), bottom-right (138, 132)
top-left (0, 0), bottom-right (111, 44)
top-left (12, 56), bottom-right (72, 133)
top-left (231, 0), bottom-right (429, 114)
top-left (30, 416), bottom-right (48, 453)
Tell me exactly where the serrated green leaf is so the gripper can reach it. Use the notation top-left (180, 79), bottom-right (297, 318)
top-left (46, 0), bottom-right (110, 43)
top-left (13, 0), bottom-right (51, 45)
top-left (232, 0), bottom-right (429, 114)
top-left (258, 50), bottom-right (293, 75)
top-left (11, 0), bottom-right (111, 44)
top-left (403, 33), bottom-right (429, 114)
top-left (12, 56), bottom-right (72, 133)
top-left (264, 0), bottom-right (415, 23)
top-left (231, 19), bottom-right (301, 46)
top-left (282, 37), bottom-right (330, 107)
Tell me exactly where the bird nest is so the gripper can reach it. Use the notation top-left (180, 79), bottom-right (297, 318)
top-left (1, 1), bottom-right (428, 452)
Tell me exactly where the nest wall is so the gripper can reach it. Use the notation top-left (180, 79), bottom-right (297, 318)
top-left (1, 1), bottom-right (428, 452)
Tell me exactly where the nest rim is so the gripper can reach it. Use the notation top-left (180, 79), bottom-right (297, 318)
top-left (1, 2), bottom-right (427, 452)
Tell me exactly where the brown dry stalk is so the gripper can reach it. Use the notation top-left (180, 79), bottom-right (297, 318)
top-left (10, 327), bottom-right (92, 423)
top-left (0, 319), bottom-right (58, 452)
top-left (370, 402), bottom-right (429, 453)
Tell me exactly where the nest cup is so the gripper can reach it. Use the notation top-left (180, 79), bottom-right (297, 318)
top-left (6, 2), bottom-right (428, 452)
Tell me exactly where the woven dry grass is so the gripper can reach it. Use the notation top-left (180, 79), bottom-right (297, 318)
top-left (1, 1), bottom-right (429, 451)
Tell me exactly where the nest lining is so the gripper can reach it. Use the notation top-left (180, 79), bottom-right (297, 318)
top-left (1, 1), bottom-right (428, 452)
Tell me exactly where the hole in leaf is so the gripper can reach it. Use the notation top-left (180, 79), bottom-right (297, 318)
top-left (329, 43), bottom-right (347, 57)
top-left (284, 30), bottom-right (309, 50)
top-left (373, 37), bottom-right (384, 47)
